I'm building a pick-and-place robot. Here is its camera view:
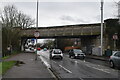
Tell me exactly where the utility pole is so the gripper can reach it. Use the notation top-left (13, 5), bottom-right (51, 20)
top-left (35, 0), bottom-right (39, 60)
top-left (101, 0), bottom-right (104, 56)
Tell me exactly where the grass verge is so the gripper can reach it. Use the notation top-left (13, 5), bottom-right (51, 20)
top-left (0, 61), bottom-right (16, 75)
top-left (2, 51), bottom-right (20, 60)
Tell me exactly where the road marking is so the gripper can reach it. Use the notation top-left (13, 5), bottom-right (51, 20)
top-left (53, 61), bottom-right (57, 63)
top-left (79, 78), bottom-right (84, 80)
top-left (52, 60), bottom-right (72, 73)
top-left (75, 61), bottom-right (78, 63)
top-left (59, 65), bottom-right (72, 73)
top-left (39, 56), bottom-right (51, 68)
top-left (86, 65), bottom-right (110, 74)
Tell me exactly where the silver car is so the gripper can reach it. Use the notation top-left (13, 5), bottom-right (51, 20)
top-left (109, 51), bottom-right (120, 68)
top-left (49, 49), bottom-right (63, 59)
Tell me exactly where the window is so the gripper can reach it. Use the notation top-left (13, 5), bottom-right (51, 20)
top-left (114, 52), bottom-right (120, 57)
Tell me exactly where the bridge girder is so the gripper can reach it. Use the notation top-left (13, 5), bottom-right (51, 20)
top-left (20, 23), bottom-right (101, 39)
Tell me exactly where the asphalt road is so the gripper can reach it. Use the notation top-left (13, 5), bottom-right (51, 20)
top-left (37, 50), bottom-right (120, 80)
top-left (84, 57), bottom-right (109, 67)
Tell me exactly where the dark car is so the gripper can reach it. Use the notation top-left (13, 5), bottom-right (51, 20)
top-left (109, 51), bottom-right (120, 69)
top-left (69, 49), bottom-right (85, 59)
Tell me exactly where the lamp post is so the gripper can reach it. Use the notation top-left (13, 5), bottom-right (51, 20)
top-left (101, 0), bottom-right (104, 56)
top-left (35, 0), bottom-right (39, 60)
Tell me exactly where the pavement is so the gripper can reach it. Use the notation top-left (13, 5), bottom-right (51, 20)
top-left (86, 55), bottom-right (110, 61)
top-left (2, 53), bottom-right (55, 80)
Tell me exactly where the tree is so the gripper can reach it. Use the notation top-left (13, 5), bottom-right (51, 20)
top-left (56, 38), bottom-right (74, 51)
top-left (1, 5), bottom-right (35, 56)
top-left (42, 39), bottom-right (54, 49)
top-left (1, 5), bottom-right (35, 28)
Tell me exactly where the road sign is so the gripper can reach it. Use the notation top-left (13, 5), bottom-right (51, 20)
top-left (113, 34), bottom-right (118, 40)
top-left (34, 31), bottom-right (40, 38)
top-left (31, 38), bottom-right (35, 43)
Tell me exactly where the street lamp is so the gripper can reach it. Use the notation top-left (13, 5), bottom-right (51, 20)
top-left (101, 0), bottom-right (104, 56)
top-left (35, 0), bottom-right (39, 60)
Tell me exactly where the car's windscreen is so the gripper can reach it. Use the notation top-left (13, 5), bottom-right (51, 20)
top-left (54, 49), bottom-right (61, 54)
top-left (73, 49), bottom-right (82, 53)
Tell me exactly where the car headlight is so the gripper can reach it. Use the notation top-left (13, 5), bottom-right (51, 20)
top-left (61, 54), bottom-right (63, 56)
top-left (52, 54), bottom-right (55, 56)
top-left (75, 54), bottom-right (77, 56)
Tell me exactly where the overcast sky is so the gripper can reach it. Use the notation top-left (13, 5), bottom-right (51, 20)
top-left (0, 0), bottom-right (119, 27)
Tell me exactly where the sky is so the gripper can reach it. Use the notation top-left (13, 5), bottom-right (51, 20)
top-left (0, 0), bottom-right (120, 27)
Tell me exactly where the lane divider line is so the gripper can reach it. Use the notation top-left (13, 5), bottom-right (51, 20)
top-left (59, 65), bottom-right (72, 73)
top-left (52, 61), bottom-right (72, 73)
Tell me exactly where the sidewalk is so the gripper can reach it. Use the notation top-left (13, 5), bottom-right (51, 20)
top-left (86, 55), bottom-right (110, 61)
top-left (2, 53), bottom-right (54, 79)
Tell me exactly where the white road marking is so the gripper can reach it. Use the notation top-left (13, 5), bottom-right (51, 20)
top-left (75, 61), bottom-right (78, 63)
top-left (30, 59), bottom-right (34, 61)
top-left (53, 61), bottom-right (57, 63)
top-left (52, 60), bottom-right (72, 73)
top-left (86, 65), bottom-right (110, 74)
top-left (83, 60), bottom-right (86, 62)
top-left (79, 78), bottom-right (84, 80)
top-left (59, 65), bottom-right (72, 73)
top-left (39, 56), bottom-right (51, 68)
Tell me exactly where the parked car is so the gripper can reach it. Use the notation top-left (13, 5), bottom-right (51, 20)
top-left (49, 49), bottom-right (63, 59)
top-left (69, 49), bottom-right (85, 59)
top-left (109, 51), bottom-right (120, 68)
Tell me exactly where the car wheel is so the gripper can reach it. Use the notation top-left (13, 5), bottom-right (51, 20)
top-left (83, 57), bottom-right (85, 60)
top-left (110, 61), bottom-right (114, 68)
top-left (60, 57), bottom-right (63, 60)
top-left (69, 55), bottom-right (71, 58)
top-left (50, 56), bottom-right (53, 59)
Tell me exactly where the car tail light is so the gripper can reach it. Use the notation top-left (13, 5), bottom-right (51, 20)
top-left (109, 56), bottom-right (111, 59)
top-left (37, 48), bottom-right (41, 51)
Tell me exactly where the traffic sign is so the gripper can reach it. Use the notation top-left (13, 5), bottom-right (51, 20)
top-left (31, 38), bottom-right (35, 43)
top-left (34, 31), bottom-right (40, 38)
top-left (113, 34), bottom-right (118, 40)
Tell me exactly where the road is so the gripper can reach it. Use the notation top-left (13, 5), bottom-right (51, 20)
top-left (37, 50), bottom-right (120, 80)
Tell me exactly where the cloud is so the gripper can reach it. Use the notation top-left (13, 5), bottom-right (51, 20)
top-left (60, 15), bottom-right (88, 23)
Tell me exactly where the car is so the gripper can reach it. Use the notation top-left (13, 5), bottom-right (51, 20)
top-left (43, 48), bottom-right (47, 51)
top-left (69, 49), bottom-right (85, 59)
top-left (109, 51), bottom-right (120, 69)
top-left (49, 49), bottom-right (63, 59)
top-left (37, 48), bottom-right (41, 56)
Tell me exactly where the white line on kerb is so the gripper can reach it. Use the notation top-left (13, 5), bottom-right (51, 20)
top-left (59, 65), bottom-right (72, 73)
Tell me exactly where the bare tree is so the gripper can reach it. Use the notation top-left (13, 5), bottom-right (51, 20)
top-left (1, 5), bottom-right (35, 28)
top-left (16, 11), bottom-right (35, 29)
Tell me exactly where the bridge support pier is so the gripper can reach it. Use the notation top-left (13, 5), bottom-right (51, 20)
top-left (21, 38), bottom-right (27, 52)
